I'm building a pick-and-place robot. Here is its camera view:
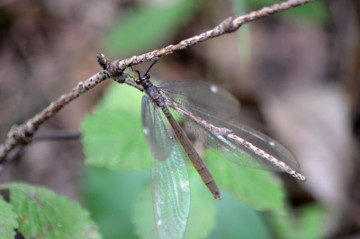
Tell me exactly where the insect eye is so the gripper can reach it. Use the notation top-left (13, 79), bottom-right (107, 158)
top-left (135, 79), bottom-right (141, 85)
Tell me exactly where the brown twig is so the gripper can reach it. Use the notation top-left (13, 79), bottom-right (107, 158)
top-left (0, 0), bottom-right (316, 166)
top-left (0, 71), bottom-right (109, 165)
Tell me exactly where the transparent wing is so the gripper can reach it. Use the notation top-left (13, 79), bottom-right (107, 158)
top-left (159, 81), bottom-right (241, 121)
top-left (142, 95), bottom-right (190, 239)
top-left (160, 82), bottom-right (302, 176)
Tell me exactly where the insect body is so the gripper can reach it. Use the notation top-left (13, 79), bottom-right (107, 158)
top-left (131, 59), bottom-right (305, 239)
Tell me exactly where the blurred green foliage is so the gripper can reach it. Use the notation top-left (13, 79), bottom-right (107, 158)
top-left (0, 183), bottom-right (101, 239)
top-left (103, 0), bottom-right (199, 56)
top-left (81, 80), bottom-right (327, 238)
top-left (0, 195), bottom-right (18, 239)
top-left (208, 191), bottom-right (270, 239)
top-left (82, 168), bottom-right (148, 239)
top-left (206, 151), bottom-right (286, 214)
top-left (270, 204), bottom-right (327, 239)
top-left (82, 82), bottom-right (150, 170)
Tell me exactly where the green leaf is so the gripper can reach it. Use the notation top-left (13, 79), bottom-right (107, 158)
top-left (298, 205), bottom-right (327, 238)
top-left (130, 181), bottom-right (157, 239)
top-left (9, 183), bottom-right (101, 239)
top-left (206, 151), bottom-right (286, 214)
top-left (185, 171), bottom-right (217, 239)
top-left (104, 0), bottom-right (199, 55)
top-left (271, 204), bottom-right (327, 239)
top-left (131, 170), bottom-right (217, 239)
top-left (208, 191), bottom-right (270, 239)
top-left (280, 1), bottom-right (328, 25)
top-left (0, 193), bottom-right (18, 239)
top-left (82, 82), bottom-right (151, 170)
top-left (83, 167), bottom-right (149, 239)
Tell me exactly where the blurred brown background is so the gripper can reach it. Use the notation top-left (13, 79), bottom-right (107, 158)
top-left (1, 0), bottom-right (360, 238)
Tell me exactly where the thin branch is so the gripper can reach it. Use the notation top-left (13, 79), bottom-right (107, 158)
top-left (0, 0), bottom-right (316, 167)
top-left (0, 71), bottom-right (109, 164)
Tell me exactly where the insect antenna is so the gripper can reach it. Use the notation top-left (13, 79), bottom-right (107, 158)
top-left (144, 57), bottom-right (159, 76)
top-left (130, 57), bottom-right (159, 84)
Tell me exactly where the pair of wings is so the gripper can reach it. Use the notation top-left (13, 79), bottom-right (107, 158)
top-left (141, 81), bottom-right (300, 239)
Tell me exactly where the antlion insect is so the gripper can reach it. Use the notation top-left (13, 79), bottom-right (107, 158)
top-left (123, 58), bottom-right (305, 239)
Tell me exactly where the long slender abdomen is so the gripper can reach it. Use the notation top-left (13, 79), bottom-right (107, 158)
top-left (161, 106), bottom-right (221, 200)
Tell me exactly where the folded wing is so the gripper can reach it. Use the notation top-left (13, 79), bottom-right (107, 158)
top-left (142, 95), bottom-right (191, 239)
top-left (160, 82), bottom-right (305, 181)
